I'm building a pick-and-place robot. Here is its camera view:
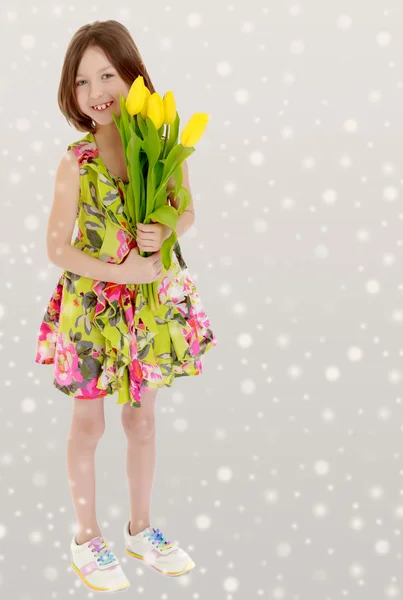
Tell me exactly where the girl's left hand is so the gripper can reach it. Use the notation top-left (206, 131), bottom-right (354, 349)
top-left (136, 221), bottom-right (171, 252)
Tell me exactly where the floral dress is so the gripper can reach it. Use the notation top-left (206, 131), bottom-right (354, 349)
top-left (35, 132), bottom-right (218, 408)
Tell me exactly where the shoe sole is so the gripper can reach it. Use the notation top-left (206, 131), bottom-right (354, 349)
top-left (125, 548), bottom-right (195, 577)
top-left (71, 561), bottom-right (131, 592)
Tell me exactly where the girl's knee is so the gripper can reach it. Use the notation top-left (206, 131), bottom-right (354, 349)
top-left (122, 415), bottom-right (155, 441)
top-left (69, 398), bottom-right (105, 440)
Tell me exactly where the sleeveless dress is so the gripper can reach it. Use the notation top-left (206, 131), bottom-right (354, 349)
top-left (35, 132), bottom-right (218, 408)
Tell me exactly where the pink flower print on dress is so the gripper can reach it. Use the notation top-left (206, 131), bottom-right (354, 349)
top-left (54, 332), bottom-right (84, 387)
top-left (76, 377), bottom-right (105, 399)
top-left (74, 142), bottom-right (99, 168)
top-left (116, 229), bottom-right (136, 261)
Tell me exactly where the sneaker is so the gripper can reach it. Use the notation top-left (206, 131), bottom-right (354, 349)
top-left (123, 520), bottom-right (196, 577)
top-left (70, 534), bottom-right (131, 592)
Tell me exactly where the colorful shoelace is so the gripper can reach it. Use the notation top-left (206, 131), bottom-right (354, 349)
top-left (89, 537), bottom-right (117, 566)
top-left (145, 528), bottom-right (174, 551)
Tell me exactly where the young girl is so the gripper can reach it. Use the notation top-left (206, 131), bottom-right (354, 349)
top-left (35, 19), bottom-right (218, 593)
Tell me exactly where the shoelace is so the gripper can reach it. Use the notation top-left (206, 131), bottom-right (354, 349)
top-left (89, 537), bottom-right (117, 566)
top-left (144, 528), bottom-right (174, 551)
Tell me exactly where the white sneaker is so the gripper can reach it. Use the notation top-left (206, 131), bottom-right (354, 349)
top-left (123, 520), bottom-right (195, 577)
top-left (70, 534), bottom-right (130, 592)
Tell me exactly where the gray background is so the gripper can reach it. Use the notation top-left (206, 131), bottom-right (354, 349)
top-left (1, 1), bottom-right (403, 598)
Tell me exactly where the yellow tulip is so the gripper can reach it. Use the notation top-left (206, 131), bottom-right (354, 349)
top-left (163, 91), bottom-right (176, 125)
top-left (125, 76), bottom-right (146, 116)
top-left (140, 87), bottom-right (151, 120)
top-left (147, 93), bottom-right (164, 130)
top-left (180, 112), bottom-right (210, 147)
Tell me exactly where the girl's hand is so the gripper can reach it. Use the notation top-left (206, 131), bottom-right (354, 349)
top-left (136, 221), bottom-right (171, 252)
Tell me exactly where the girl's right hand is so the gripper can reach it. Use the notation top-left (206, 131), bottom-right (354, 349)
top-left (117, 247), bottom-right (163, 285)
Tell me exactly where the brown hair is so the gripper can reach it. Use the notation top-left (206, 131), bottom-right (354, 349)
top-left (58, 20), bottom-right (156, 133)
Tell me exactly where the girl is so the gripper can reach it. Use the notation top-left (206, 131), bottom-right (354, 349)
top-left (35, 20), bottom-right (218, 593)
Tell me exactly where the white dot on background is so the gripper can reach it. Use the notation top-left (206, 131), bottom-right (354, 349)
top-left (237, 333), bottom-right (253, 348)
top-left (108, 504), bottom-right (122, 519)
top-left (282, 196), bottom-right (295, 210)
top-left (383, 186), bottom-right (398, 202)
top-left (369, 90), bottom-right (382, 103)
top-left (173, 418), bottom-right (188, 433)
top-left (233, 302), bottom-right (246, 314)
top-left (195, 514), bottom-right (211, 530)
top-left (32, 472), bottom-right (47, 486)
top-left (313, 503), bottom-right (329, 518)
top-left (235, 88), bottom-right (249, 104)
top-left (290, 40), bottom-right (305, 54)
top-left (241, 379), bottom-right (256, 394)
top-left (344, 119), bottom-right (358, 133)
top-left (43, 567), bottom-right (58, 582)
top-left (0, 243), bottom-right (10, 256)
top-left (0, 524), bottom-right (7, 539)
top-left (325, 366), bottom-right (340, 381)
top-left (241, 21), bottom-right (254, 34)
top-left (217, 466), bottom-right (233, 482)
top-left (223, 577), bottom-right (240, 592)
top-left (24, 215), bottom-right (39, 231)
top-left (347, 347), bottom-right (363, 361)
top-left (369, 485), bottom-right (384, 499)
top-left (254, 218), bottom-right (268, 233)
top-left (160, 38), bottom-right (172, 50)
top-left (314, 460), bottom-right (330, 475)
top-left (216, 61), bottom-right (232, 76)
top-left (264, 489), bottom-right (279, 504)
top-left (374, 539), bottom-right (390, 555)
top-left (366, 280), bottom-right (380, 294)
top-left (314, 244), bottom-right (329, 259)
top-left (16, 118), bottom-right (31, 132)
top-left (21, 397), bottom-right (36, 413)
top-left (287, 365), bottom-right (302, 379)
top-left (321, 408), bottom-right (335, 423)
top-left (376, 31), bottom-right (391, 47)
top-left (32, 140), bottom-right (44, 153)
top-left (276, 542), bottom-right (292, 557)
top-left (250, 151), bottom-right (264, 166)
top-left (382, 253), bottom-right (396, 267)
top-left (356, 228), bottom-right (370, 242)
top-left (218, 283), bottom-right (231, 296)
top-left (21, 34), bottom-right (36, 49)
top-left (337, 14), bottom-right (352, 30)
top-left (7, 12), bottom-right (18, 22)
top-left (224, 181), bottom-right (236, 195)
top-left (220, 255), bottom-right (233, 267)
top-left (0, 305), bottom-right (5, 320)
top-left (322, 189), bottom-right (337, 205)
top-left (187, 13), bottom-right (202, 27)
top-left (172, 391), bottom-right (185, 404)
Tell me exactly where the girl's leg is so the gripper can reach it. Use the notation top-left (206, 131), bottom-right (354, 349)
top-left (66, 397), bottom-right (106, 545)
top-left (121, 387), bottom-right (158, 536)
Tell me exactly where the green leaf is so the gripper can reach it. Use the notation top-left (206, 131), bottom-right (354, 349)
top-left (156, 144), bottom-right (195, 197)
top-left (161, 230), bottom-right (178, 269)
top-left (136, 112), bottom-right (148, 139)
top-left (166, 112), bottom-right (180, 157)
top-left (148, 204), bottom-right (179, 230)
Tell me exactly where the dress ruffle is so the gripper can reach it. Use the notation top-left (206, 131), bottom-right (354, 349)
top-left (91, 255), bottom-right (217, 407)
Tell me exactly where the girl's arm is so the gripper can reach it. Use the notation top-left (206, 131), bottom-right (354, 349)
top-left (46, 151), bottom-right (121, 283)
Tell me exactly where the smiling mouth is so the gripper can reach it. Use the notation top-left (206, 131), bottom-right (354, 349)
top-left (92, 100), bottom-right (114, 111)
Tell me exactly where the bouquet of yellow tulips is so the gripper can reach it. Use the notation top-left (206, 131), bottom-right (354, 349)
top-left (111, 76), bottom-right (209, 313)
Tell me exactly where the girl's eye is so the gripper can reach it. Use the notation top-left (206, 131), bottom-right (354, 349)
top-left (76, 73), bottom-right (113, 86)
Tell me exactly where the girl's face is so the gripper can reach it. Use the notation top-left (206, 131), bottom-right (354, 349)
top-left (75, 45), bottom-right (131, 127)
